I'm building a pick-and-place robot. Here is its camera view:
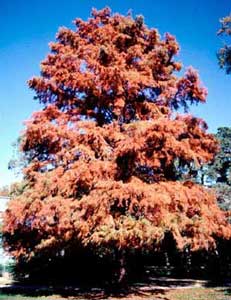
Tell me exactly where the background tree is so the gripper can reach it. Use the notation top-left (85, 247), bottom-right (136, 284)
top-left (3, 8), bottom-right (231, 284)
top-left (0, 186), bottom-right (10, 197)
top-left (206, 127), bottom-right (231, 212)
top-left (217, 15), bottom-right (231, 74)
top-left (213, 127), bottom-right (231, 184)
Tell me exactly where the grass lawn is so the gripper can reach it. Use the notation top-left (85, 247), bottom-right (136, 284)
top-left (0, 287), bottom-right (230, 300)
top-left (167, 288), bottom-right (231, 300)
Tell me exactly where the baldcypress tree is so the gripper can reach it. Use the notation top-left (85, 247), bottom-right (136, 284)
top-left (3, 8), bottom-right (231, 283)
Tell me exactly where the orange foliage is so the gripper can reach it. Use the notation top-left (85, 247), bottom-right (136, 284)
top-left (3, 8), bottom-right (231, 261)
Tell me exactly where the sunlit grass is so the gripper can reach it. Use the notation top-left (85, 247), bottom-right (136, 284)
top-left (167, 287), bottom-right (230, 300)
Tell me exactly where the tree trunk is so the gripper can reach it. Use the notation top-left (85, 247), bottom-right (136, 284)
top-left (118, 254), bottom-right (126, 283)
top-left (113, 250), bottom-right (127, 287)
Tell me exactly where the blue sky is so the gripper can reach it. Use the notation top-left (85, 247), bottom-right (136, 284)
top-left (0, 0), bottom-right (230, 187)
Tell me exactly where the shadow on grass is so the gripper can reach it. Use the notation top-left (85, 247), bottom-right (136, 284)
top-left (0, 283), bottom-right (170, 300)
top-left (204, 277), bottom-right (231, 288)
top-left (3, 277), bottom-right (231, 299)
top-left (220, 287), bottom-right (231, 296)
top-left (2, 278), bottom-right (230, 299)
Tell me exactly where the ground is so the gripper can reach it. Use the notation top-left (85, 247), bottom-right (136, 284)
top-left (0, 287), bottom-right (230, 300)
top-left (0, 276), bottom-right (230, 299)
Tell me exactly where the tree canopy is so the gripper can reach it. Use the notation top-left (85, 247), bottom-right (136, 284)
top-left (209, 127), bottom-right (231, 185)
top-left (217, 15), bottom-right (231, 74)
top-left (203, 127), bottom-right (231, 212)
top-left (3, 8), bottom-right (231, 279)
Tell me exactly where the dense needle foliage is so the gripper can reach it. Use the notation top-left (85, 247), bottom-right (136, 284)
top-left (3, 8), bottom-right (231, 280)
